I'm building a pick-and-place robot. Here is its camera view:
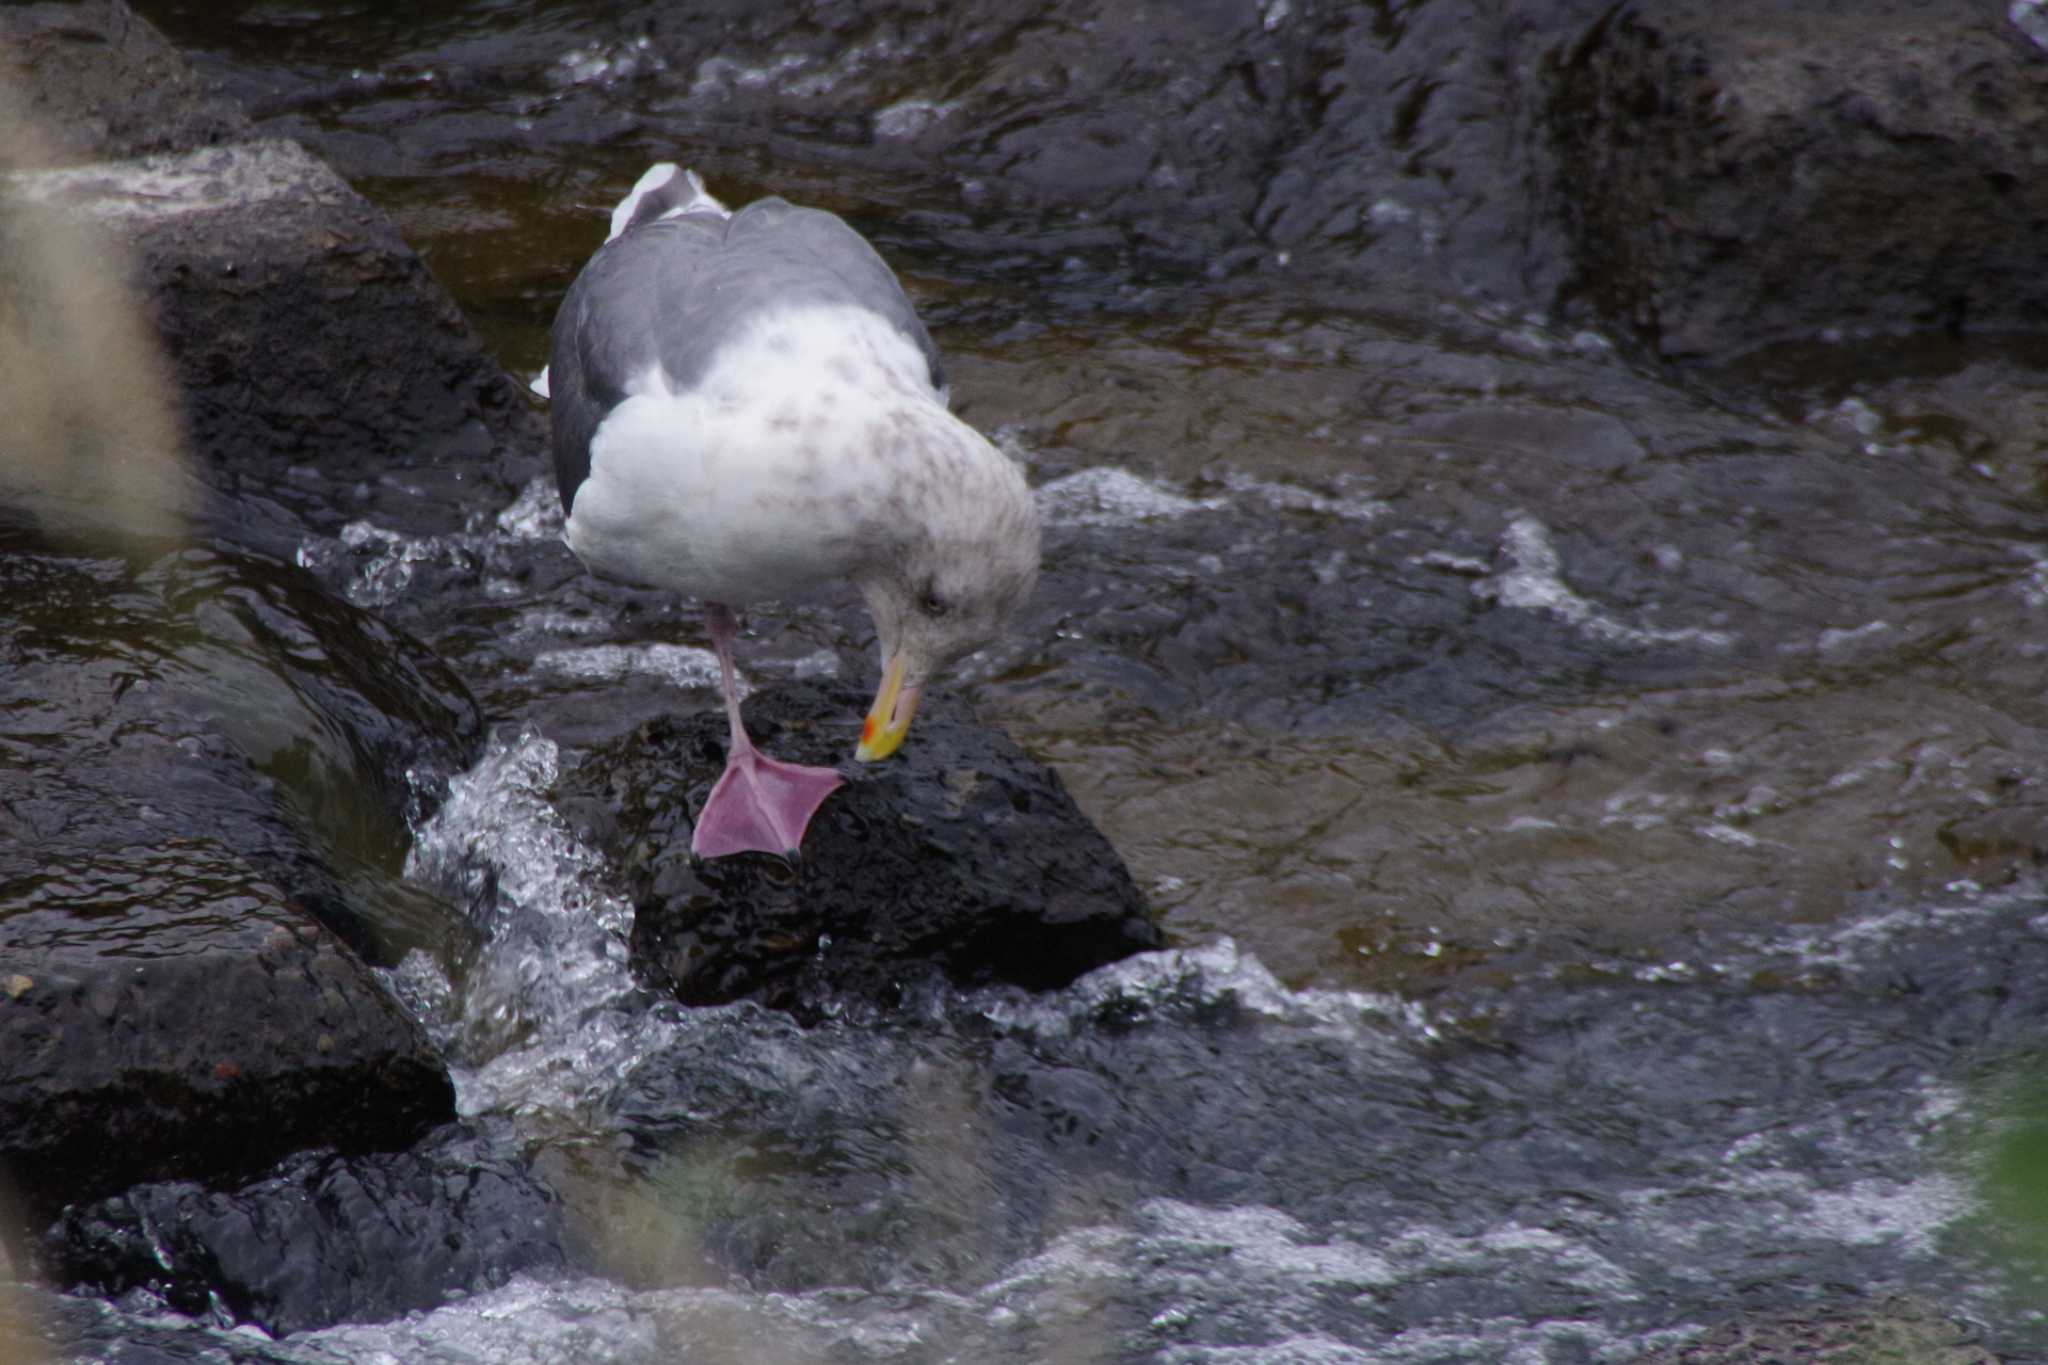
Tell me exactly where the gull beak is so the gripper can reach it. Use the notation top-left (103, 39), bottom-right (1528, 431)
top-left (856, 651), bottom-right (923, 762)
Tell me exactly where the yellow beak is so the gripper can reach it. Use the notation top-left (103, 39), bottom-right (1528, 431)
top-left (855, 652), bottom-right (923, 762)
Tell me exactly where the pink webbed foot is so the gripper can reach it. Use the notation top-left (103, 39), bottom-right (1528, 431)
top-left (690, 747), bottom-right (845, 859)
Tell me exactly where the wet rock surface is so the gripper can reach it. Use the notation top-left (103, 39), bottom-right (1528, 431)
top-left (3, 0), bottom-right (546, 566)
top-left (1, 883), bottom-right (452, 1230)
top-left (0, 523), bottom-right (485, 959)
top-left (0, 0), bottom-right (250, 165)
top-left (0, 516), bottom-right (470, 1226)
top-left (557, 685), bottom-right (1161, 1021)
top-left (0, 0), bottom-right (497, 1268)
top-left (41, 1125), bottom-right (567, 1337)
top-left (1552, 1), bottom-right (2048, 360)
top-left (181, 0), bottom-right (2048, 362)
top-left (10, 134), bottom-right (545, 559)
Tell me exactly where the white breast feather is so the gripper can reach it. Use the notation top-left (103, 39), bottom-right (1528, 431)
top-left (564, 303), bottom-right (946, 605)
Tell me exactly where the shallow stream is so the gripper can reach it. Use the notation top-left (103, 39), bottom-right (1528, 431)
top-left (33, 2), bottom-right (2048, 1359)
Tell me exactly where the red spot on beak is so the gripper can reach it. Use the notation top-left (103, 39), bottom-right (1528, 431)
top-left (861, 715), bottom-right (877, 746)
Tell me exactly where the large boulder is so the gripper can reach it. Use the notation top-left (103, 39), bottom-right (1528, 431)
top-left (603, 0), bottom-right (2048, 357)
top-left (1549, 1), bottom-right (2048, 359)
top-left (0, 0), bottom-right (251, 164)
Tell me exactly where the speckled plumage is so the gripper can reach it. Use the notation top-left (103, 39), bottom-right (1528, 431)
top-left (549, 180), bottom-right (944, 518)
top-left (540, 163), bottom-right (1039, 858)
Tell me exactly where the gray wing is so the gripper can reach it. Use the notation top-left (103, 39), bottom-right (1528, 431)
top-left (548, 198), bottom-right (945, 513)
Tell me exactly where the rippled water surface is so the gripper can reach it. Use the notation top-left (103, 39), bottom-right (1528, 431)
top-left (40, 1), bottom-right (2048, 1359)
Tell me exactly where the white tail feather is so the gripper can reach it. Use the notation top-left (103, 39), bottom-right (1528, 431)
top-left (606, 163), bottom-right (726, 243)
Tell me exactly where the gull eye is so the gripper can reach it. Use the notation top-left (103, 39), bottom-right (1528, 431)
top-left (917, 585), bottom-right (949, 618)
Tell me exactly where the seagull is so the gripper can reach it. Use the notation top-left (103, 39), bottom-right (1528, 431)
top-left (538, 165), bottom-right (1040, 859)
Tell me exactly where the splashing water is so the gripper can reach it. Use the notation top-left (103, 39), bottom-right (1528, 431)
top-left (400, 729), bottom-right (679, 1123)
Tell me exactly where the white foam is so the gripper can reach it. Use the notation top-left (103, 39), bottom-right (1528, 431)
top-left (686, 52), bottom-right (812, 99)
top-left (288, 1275), bottom-right (663, 1363)
top-left (1475, 515), bottom-right (1736, 649)
top-left (1413, 549), bottom-right (1492, 576)
top-left (1814, 620), bottom-right (1893, 652)
top-left (551, 34), bottom-right (665, 88)
top-left (987, 937), bottom-right (1445, 1051)
top-left (1034, 467), bottom-right (1225, 527)
top-left (533, 642), bottom-right (725, 694)
top-left (1222, 471), bottom-right (1387, 523)
top-left (295, 477), bottom-right (564, 607)
top-left (294, 519), bottom-right (451, 608)
top-left (2020, 556), bottom-right (2048, 609)
top-left (402, 730), bottom-right (675, 1118)
top-left (496, 474), bottom-right (566, 541)
top-left (6, 139), bottom-right (340, 224)
top-left (874, 98), bottom-right (955, 139)
top-left (1137, 1200), bottom-right (1398, 1289)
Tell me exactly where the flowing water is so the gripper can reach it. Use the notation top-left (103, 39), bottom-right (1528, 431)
top-left (25, 1), bottom-right (2048, 1359)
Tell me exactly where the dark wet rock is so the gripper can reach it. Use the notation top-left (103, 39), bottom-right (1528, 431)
top-left (0, 0), bottom-right (548, 1325)
top-left (1012, 481), bottom-right (1736, 740)
top-left (1, 900), bottom-right (452, 1235)
top-left (555, 0), bottom-right (2048, 361)
top-left (0, 519), bottom-right (470, 1226)
top-left (0, 520), bottom-right (483, 957)
top-left (598, 0), bottom-right (1312, 278)
top-left (615, 0), bottom-right (1590, 303)
top-left (554, 683), bottom-right (1160, 1020)
top-left (41, 1126), bottom-right (567, 1337)
top-left (28, 134), bottom-right (545, 555)
top-left (618, 0), bottom-right (2048, 360)
top-left (132, 0), bottom-right (2048, 369)
top-left (133, 141), bottom-right (545, 548)
top-left (1550, 1), bottom-right (2048, 360)
top-left (0, 1), bottom-right (536, 1235)
top-left (1253, 0), bottom-right (1604, 305)
top-left (3, 1), bottom-right (547, 562)
top-left (0, 0), bottom-right (251, 167)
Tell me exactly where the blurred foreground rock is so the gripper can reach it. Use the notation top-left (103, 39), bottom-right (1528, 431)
top-left (1, 0), bottom-right (546, 558)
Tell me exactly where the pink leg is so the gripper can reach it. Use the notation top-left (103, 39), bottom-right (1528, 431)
top-left (690, 603), bottom-right (845, 859)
